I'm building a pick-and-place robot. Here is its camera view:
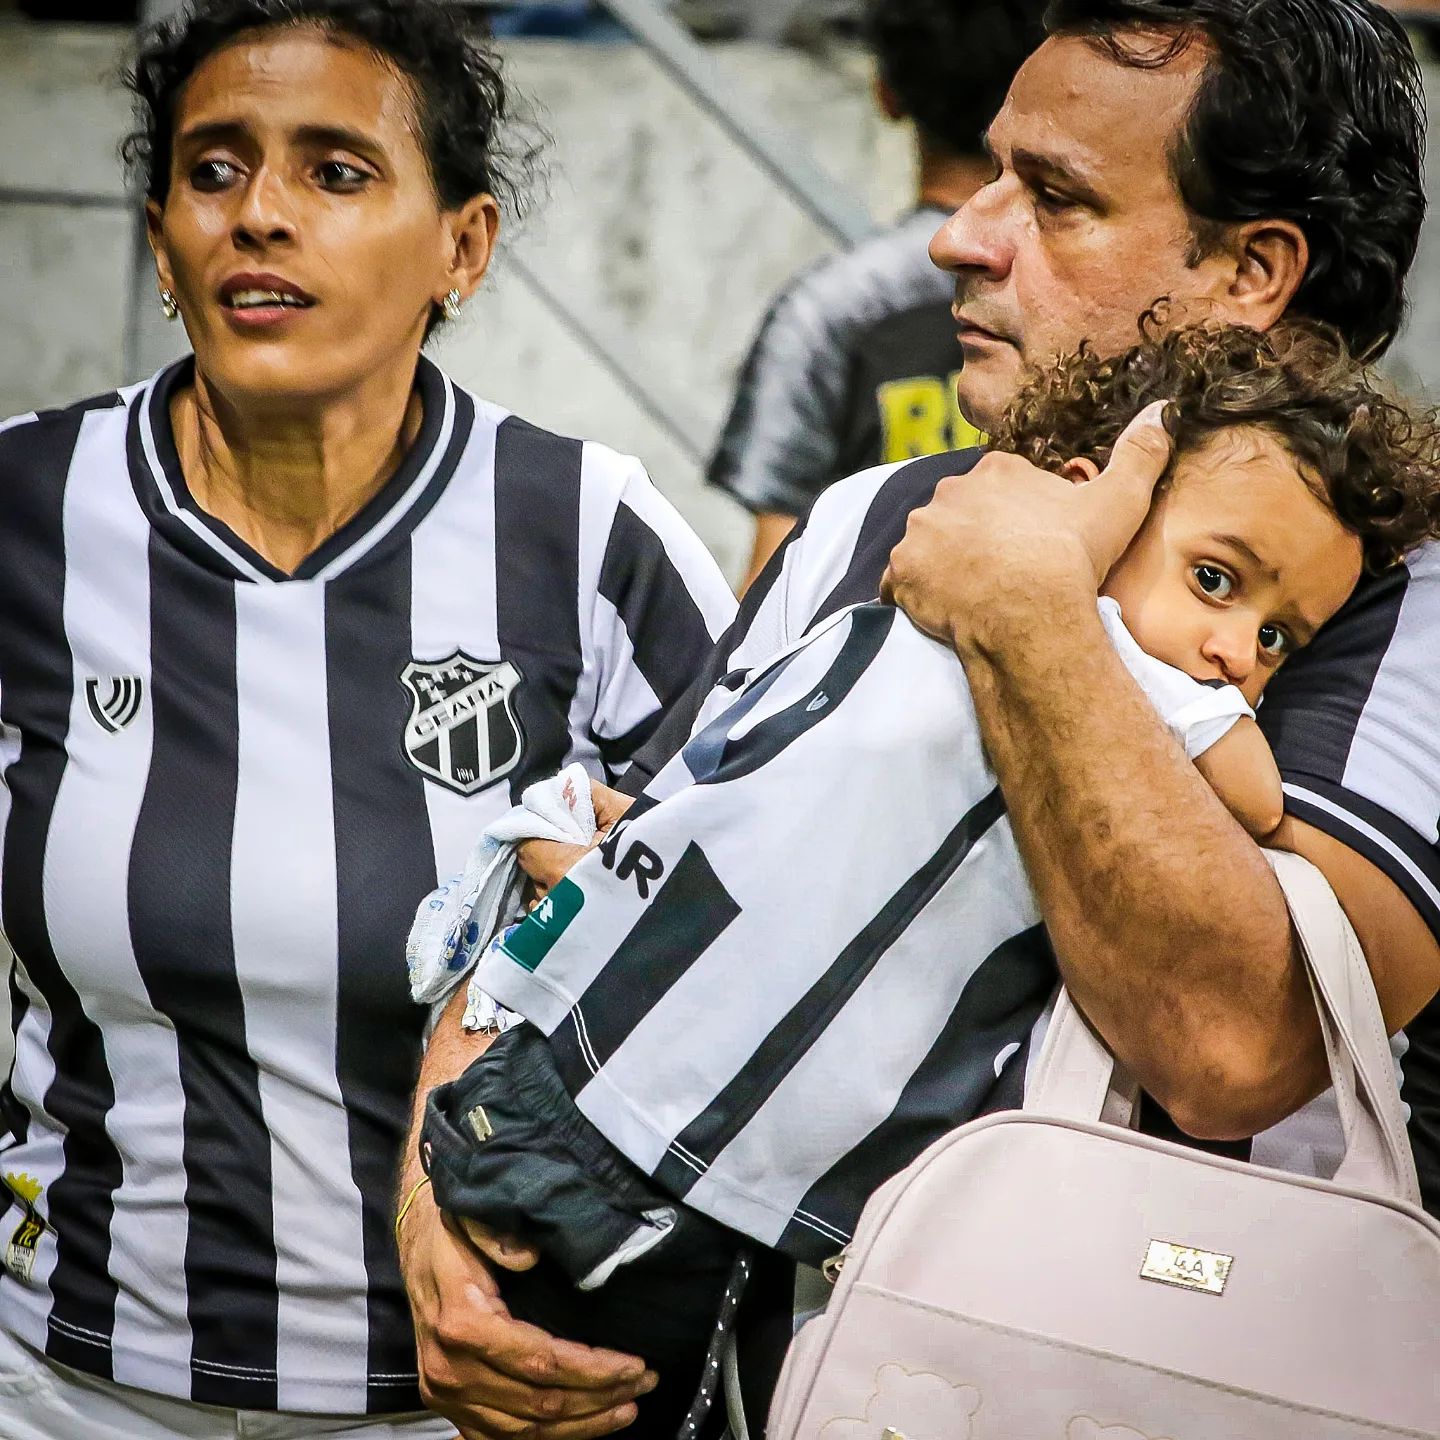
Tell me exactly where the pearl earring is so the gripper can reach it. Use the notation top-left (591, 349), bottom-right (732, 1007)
top-left (159, 288), bottom-right (180, 322)
top-left (442, 288), bottom-right (463, 321)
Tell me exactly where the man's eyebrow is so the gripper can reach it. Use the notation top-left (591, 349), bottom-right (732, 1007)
top-left (1008, 145), bottom-right (1107, 206)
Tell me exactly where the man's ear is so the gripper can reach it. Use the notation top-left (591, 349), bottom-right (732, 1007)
top-left (1225, 218), bottom-right (1309, 332)
top-left (1058, 456), bottom-right (1102, 486)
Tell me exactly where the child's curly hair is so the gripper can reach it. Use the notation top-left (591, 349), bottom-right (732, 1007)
top-left (991, 317), bottom-right (1440, 572)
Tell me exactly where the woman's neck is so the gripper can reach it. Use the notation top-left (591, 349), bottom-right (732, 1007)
top-left (170, 360), bottom-right (426, 575)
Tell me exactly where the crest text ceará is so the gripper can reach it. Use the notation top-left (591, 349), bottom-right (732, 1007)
top-left (400, 653), bottom-right (524, 797)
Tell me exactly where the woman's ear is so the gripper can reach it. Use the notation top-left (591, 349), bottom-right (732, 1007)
top-left (1058, 456), bottom-right (1102, 486)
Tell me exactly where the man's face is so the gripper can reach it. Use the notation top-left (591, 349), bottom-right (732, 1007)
top-left (932, 34), bottom-right (1242, 432)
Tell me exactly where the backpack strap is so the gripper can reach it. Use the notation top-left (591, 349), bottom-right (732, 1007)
top-left (1026, 851), bottom-right (1420, 1207)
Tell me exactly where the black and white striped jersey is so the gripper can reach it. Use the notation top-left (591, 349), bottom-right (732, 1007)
top-left (0, 356), bottom-right (734, 1414)
top-left (629, 448), bottom-right (1440, 1217)
top-left (476, 594), bottom-right (1245, 1263)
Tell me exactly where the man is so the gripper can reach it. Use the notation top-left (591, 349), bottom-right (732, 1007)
top-left (711, 0), bottom-right (1046, 592)
top-left (398, 4), bottom-right (1433, 1438)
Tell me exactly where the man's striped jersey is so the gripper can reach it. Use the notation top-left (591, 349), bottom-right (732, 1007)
top-left (0, 356), bottom-right (734, 1413)
top-left (627, 448), bottom-right (1440, 1218)
top-left (476, 596), bottom-right (1245, 1262)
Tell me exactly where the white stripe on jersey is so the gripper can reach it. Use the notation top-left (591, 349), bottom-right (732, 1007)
top-left (409, 401), bottom-right (505, 885)
top-left (230, 583), bottom-right (368, 1414)
top-left (1341, 543), bottom-right (1440, 846)
top-left (52, 405), bottom-right (192, 1391)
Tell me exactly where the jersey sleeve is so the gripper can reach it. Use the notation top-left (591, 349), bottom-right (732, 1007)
top-left (1257, 557), bottom-right (1440, 941)
top-left (587, 462), bottom-right (737, 779)
top-left (706, 270), bottom-right (851, 517)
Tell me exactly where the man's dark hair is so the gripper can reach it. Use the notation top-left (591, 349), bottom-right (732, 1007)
top-left (124, 0), bottom-right (539, 218)
top-left (1045, 0), bottom-right (1426, 360)
top-left (864, 0), bottom-right (1049, 158)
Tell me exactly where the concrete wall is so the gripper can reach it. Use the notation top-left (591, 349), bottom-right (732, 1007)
top-left (0, 20), bottom-right (914, 582)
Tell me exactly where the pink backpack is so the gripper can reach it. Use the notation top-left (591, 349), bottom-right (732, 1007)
top-left (767, 852), bottom-right (1440, 1439)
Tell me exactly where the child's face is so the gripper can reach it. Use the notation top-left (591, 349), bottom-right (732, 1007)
top-left (1100, 426), bottom-right (1363, 707)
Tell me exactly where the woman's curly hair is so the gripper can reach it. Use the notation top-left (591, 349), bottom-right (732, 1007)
top-left (991, 318), bottom-right (1440, 572)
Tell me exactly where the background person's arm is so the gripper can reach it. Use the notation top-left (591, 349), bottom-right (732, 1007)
top-left (396, 987), bottom-right (654, 1440)
top-left (881, 417), bottom-right (1440, 1138)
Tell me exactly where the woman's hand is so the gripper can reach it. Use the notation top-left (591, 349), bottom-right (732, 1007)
top-left (518, 782), bottom-right (634, 899)
top-left (398, 1178), bottom-right (655, 1439)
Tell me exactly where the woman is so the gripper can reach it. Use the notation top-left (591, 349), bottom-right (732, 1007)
top-left (0, 2), bottom-right (733, 1435)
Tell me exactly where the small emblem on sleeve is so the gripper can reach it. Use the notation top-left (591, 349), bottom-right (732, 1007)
top-left (85, 676), bottom-right (144, 733)
top-left (400, 653), bottom-right (525, 797)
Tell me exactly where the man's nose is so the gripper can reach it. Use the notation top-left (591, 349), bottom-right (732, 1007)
top-left (233, 167), bottom-right (297, 248)
top-left (929, 183), bottom-right (1012, 280)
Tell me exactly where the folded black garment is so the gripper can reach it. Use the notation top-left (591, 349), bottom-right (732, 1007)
top-left (422, 1024), bottom-right (744, 1439)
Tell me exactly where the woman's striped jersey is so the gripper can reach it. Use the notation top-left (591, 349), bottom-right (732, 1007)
top-left (625, 448), bottom-right (1440, 1220)
top-left (0, 357), bottom-right (735, 1414)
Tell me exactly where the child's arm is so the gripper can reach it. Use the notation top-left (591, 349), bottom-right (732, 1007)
top-left (1192, 715), bottom-right (1285, 840)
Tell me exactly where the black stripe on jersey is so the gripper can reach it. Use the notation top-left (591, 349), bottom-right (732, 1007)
top-left (596, 500), bottom-right (710, 713)
top-left (0, 962), bottom-right (31, 1152)
top-left (690, 605), bottom-right (895, 789)
top-left (1258, 565), bottom-right (1408, 786)
top-left (778, 922), bottom-right (1055, 1263)
top-left (813, 449), bottom-right (981, 624)
top-left (549, 843), bottom-right (741, 1099)
top-left (657, 784), bottom-right (1008, 1196)
top-left (325, 549), bottom-right (436, 1413)
top-left (0, 400), bottom-right (126, 1373)
top-left (493, 418), bottom-right (585, 801)
top-left (127, 541), bottom-right (279, 1408)
top-left (1281, 772), bottom-right (1440, 938)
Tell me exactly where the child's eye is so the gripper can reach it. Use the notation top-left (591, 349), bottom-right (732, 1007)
top-left (1259, 624), bottom-right (1291, 659)
top-left (1194, 564), bottom-right (1233, 600)
top-left (316, 160), bottom-right (370, 191)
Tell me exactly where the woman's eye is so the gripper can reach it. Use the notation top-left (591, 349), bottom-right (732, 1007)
top-left (1193, 564), bottom-right (1233, 600)
top-left (190, 159), bottom-right (238, 191)
top-left (316, 160), bottom-right (369, 190)
top-left (1259, 624), bottom-right (1291, 659)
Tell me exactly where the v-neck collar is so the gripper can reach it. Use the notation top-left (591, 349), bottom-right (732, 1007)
top-left (126, 354), bottom-right (472, 583)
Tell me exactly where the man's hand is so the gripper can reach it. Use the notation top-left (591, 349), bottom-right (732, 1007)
top-left (880, 402), bottom-right (1172, 652)
top-left (399, 1177), bottom-right (655, 1440)
top-left (518, 782), bottom-right (634, 898)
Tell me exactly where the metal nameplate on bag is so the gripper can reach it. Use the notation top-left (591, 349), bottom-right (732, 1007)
top-left (465, 1105), bottom-right (494, 1143)
top-left (1140, 1239), bottom-right (1233, 1295)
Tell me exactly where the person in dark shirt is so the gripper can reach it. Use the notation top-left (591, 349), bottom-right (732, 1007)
top-left (709, 0), bottom-right (1048, 591)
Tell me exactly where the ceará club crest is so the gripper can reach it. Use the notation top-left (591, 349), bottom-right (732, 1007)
top-left (399, 652), bottom-right (524, 797)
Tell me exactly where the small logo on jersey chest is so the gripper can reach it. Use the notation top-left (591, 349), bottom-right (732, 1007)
top-left (400, 653), bottom-right (524, 797)
top-left (85, 676), bottom-right (144, 733)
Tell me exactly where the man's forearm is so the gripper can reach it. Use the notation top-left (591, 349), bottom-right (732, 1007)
top-left (956, 590), bottom-right (1320, 1137)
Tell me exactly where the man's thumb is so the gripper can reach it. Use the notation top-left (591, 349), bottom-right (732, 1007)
top-left (1077, 400), bottom-right (1174, 577)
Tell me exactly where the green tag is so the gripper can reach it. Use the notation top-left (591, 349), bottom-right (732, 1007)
top-left (502, 878), bottom-right (585, 972)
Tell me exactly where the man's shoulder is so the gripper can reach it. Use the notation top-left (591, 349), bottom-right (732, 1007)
top-left (786, 448), bottom-right (987, 623)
